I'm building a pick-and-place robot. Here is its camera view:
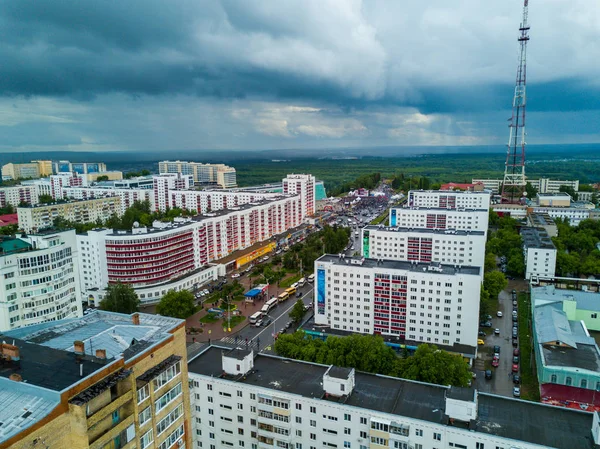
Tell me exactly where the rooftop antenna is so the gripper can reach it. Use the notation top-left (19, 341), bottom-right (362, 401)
top-left (501, 0), bottom-right (530, 204)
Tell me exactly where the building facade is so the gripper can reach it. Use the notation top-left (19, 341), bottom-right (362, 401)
top-left (472, 178), bottom-right (580, 194)
top-left (50, 172), bottom-right (87, 199)
top-left (360, 226), bottom-right (486, 271)
top-left (17, 196), bottom-right (122, 233)
top-left (0, 185), bottom-right (39, 208)
top-left (314, 255), bottom-right (481, 349)
top-left (531, 206), bottom-right (591, 226)
top-left (0, 229), bottom-right (82, 331)
top-left (407, 190), bottom-right (491, 210)
top-left (521, 227), bottom-right (557, 281)
top-left (159, 161), bottom-right (237, 188)
top-left (282, 174), bottom-right (316, 218)
top-left (153, 173), bottom-right (194, 212)
top-left (1, 311), bottom-right (192, 449)
top-left (1, 161), bottom-right (52, 180)
top-left (168, 189), bottom-right (278, 215)
top-left (188, 346), bottom-right (597, 449)
top-left (62, 186), bottom-right (155, 214)
top-left (52, 160), bottom-right (108, 174)
top-left (389, 207), bottom-right (489, 233)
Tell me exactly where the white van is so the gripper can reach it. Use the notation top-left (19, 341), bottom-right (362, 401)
top-left (298, 277), bottom-right (306, 287)
top-left (249, 311), bottom-right (262, 325)
top-left (308, 274), bottom-right (315, 283)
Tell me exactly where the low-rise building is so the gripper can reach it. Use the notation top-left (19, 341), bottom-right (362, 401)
top-left (531, 205), bottom-right (592, 226)
top-left (85, 171), bottom-right (123, 182)
top-left (52, 160), bottom-right (108, 174)
top-left (0, 229), bottom-right (82, 331)
top-left (528, 211), bottom-right (558, 237)
top-left (1, 311), bottom-right (191, 449)
top-left (159, 160), bottom-right (237, 188)
top-left (62, 186), bottom-right (155, 214)
top-left (521, 227), bottom-right (557, 281)
top-left (440, 182), bottom-right (485, 191)
top-left (188, 345), bottom-right (598, 449)
top-left (473, 177), bottom-right (580, 194)
top-left (537, 192), bottom-right (572, 207)
top-left (1, 161), bottom-right (52, 180)
top-left (17, 196), bottom-right (122, 233)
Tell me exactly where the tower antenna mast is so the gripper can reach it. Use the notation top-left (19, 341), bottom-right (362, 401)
top-left (501, 0), bottom-right (530, 204)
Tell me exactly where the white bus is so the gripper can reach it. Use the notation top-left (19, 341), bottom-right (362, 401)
top-left (261, 297), bottom-right (278, 314)
top-left (298, 277), bottom-right (306, 287)
top-left (249, 312), bottom-right (262, 325)
top-left (308, 274), bottom-right (315, 283)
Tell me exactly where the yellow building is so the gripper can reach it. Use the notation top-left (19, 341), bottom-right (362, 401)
top-left (86, 171), bottom-right (124, 182)
top-left (0, 311), bottom-right (192, 449)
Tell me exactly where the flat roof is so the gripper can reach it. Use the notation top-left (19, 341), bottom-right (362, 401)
top-left (533, 285), bottom-right (600, 312)
top-left (364, 225), bottom-right (485, 236)
top-left (529, 212), bottom-right (556, 227)
top-left (393, 206), bottom-right (488, 212)
top-left (189, 346), bottom-right (595, 449)
top-left (521, 226), bottom-right (556, 250)
top-left (317, 254), bottom-right (481, 276)
top-left (543, 342), bottom-right (600, 372)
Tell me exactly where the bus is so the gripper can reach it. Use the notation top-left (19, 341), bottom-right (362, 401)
top-left (249, 311), bottom-right (262, 325)
top-left (286, 286), bottom-right (297, 296)
top-left (297, 277), bottom-right (306, 287)
top-left (261, 297), bottom-right (278, 314)
top-left (308, 274), bottom-right (315, 283)
top-left (278, 292), bottom-right (290, 303)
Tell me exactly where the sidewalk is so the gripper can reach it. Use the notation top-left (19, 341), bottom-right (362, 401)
top-left (185, 273), bottom-right (296, 343)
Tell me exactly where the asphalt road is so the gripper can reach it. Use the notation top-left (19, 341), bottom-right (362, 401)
top-left (475, 288), bottom-right (519, 397)
top-left (218, 286), bottom-right (314, 353)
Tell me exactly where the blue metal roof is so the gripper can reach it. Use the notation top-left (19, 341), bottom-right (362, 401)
top-left (245, 288), bottom-right (262, 298)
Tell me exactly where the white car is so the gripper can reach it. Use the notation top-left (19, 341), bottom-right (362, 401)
top-left (231, 273), bottom-right (241, 278)
top-left (203, 289), bottom-right (210, 295)
top-left (497, 311), bottom-right (503, 317)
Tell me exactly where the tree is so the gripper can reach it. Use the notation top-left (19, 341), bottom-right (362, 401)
top-left (484, 253), bottom-right (497, 273)
top-left (556, 251), bottom-right (580, 276)
top-left (395, 344), bottom-right (471, 387)
top-left (38, 194), bottom-right (54, 204)
top-left (96, 175), bottom-right (110, 182)
top-left (156, 290), bottom-right (196, 319)
top-left (289, 300), bottom-right (306, 323)
top-left (99, 282), bottom-right (140, 314)
top-left (506, 252), bottom-right (525, 277)
top-left (479, 288), bottom-right (491, 319)
top-left (483, 271), bottom-right (508, 300)
top-left (525, 182), bottom-right (538, 199)
top-left (559, 185), bottom-right (578, 201)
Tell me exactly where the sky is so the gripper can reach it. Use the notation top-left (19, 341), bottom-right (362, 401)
top-left (1, 0), bottom-right (599, 153)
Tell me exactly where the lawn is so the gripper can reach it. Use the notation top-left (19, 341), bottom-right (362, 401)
top-left (224, 315), bottom-right (246, 329)
top-left (517, 291), bottom-right (540, 401)
top-left (280, 273), bottom-right (303, 288)
top-left (200, 313), bottom-right (220, 324)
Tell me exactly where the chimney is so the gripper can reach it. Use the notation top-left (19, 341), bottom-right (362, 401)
top-left (132, 313), bottom-right (140, 325)
top-left (95, 349), bottom-right (107, 360)
top-left (2, 343), bottom-right (20, 361)
top-left (9, 373), bottom-right (22, 382)
top-left (74, 340), bottom-right (85, 355)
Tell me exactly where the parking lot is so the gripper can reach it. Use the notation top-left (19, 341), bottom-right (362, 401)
top-left (474, 288), bottom-right (521, 397)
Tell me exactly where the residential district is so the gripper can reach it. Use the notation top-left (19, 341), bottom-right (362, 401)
top-left (1, 159), bottom-right (600, 449)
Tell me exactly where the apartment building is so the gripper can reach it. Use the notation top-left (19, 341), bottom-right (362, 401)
top-left (283, 173), bottom-right (316, 217)
top-left (389, 207), bottom-right (489, 233)
top-left (1, 160), bottom-right (52, 180)
top-left (521, 227), bottom-right (557, 281)
top-left (159, 160), bottom-right (237, 188)
top-left (153, 173), bottom-right (194, 212)
top-left (187, 345), bottom-right (597, 449)
top-left (407, 190), bottom-right (491, 210)
top-left (79, 195), bottom-right (302, 305)
top-left (50, 172), bottom-right (87, 199)
top-left (1, 311), bottom-right (191, 449)
top-left (52, 160), bottom-right (108, 174)
top-left (472, 177), bottom-right (580, 194)
top-left (17, 196), bottom-right (122, 233)
top-left (314, 255), bottom-right (481, 350)
top-left (62, 186), bottom-right (155, 214)
top-left (361, 225), bottom-right (486, 271)
top-left (531, 206), bottom-right (591, 226)
top-left (168, 189), bottom-right (278, 215)
top-left (0, 229), bottom-right (81, 332)
top-left (0, 185), bottom-right (39, 208)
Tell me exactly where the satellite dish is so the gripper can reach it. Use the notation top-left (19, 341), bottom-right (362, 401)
top-left (133, 221), bottom-right (140, 228)
top-left (522, 192), bottom-right (528, 197)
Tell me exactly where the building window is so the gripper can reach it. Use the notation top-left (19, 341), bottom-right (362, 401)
top-left (157, 403), bottom-right (184, 436)
top-left (551, 374), bottom-right (557, 383)
top-left (476, 443), bottom-right (485, 449)
top-left (582, 379), bottom-right (588, 388)
top-left (139, 406), bottom-right (151, 427)
top-left (433, 432), bottom-right (441, 441)
top-left (137, 384), bottom-right (150, 404)
top-left (155, 383), bottom-right (182, 413)
top-left (360, 417), bottom-right (367, 425)
top-left (310, 406), bottom-right (316, 414)
top-left (153, 361), bottom-right (181, 392)
top-left (140, 430), bottom-right (153, 449)
top-left (566, 377), bottom-right (572, 386)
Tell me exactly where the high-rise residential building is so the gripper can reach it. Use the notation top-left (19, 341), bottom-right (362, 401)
top-left (361, 225), bottom-right (486, 270)
top-left (0, 185), bottom-right (39, 208)
top-left (188, 346), bottom-right (597, 449)
top-left (17, 196), bottom-right (122, 233)
top-left (283, 173), bottom-right (316, 218)
top-left (50, 172), bottom-right (87, 199)
top-left (152, 173), bottom-right (193, 212)
top-left (521, 227), bottom-right (557, 281)
top-left (158, 160), bottom-right (237, 188)
top-left (0, 311), bottom-right (191, 449)
top-left (0, 229), bottom-right (81, 331)
top-left (52, 160), bottom-right (108, 174)
top-left (78, 195), bottom-right (302, 305)
top-left (389, 207), bottom-right (489, 233)
top-left (407, 190), bottom-right (491, 210)
top-left (1, 160), bottom-right (52, 180)
top-left (168, 189), bottom-right (279, 215)
top-left (62, 186), bottom-right (155, 214)
top-left (314, 254), bottom-right (481, 352)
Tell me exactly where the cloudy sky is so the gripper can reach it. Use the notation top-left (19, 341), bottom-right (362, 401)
top-left (1, 0), bottom-right (599, 152)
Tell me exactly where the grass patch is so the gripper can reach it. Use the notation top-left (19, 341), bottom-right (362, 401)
top-left (224, 315), bottom-right (246, 329)
top-left (200, 313), bottom-right (220, 324)
top-left (370, 211), bottom-right (389, 225)
top-left (517, 291), bottom-right (540, 401)
top-left (280, 273), bottom-right (303, 288)
top-left (232, 294), bottom-right (246, 302)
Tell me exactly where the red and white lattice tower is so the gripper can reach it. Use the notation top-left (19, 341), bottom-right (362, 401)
top-left (501, 0), bottom-right (530, 204)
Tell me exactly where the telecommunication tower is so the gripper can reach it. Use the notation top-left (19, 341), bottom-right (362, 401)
top-left (501, 0), bottom-right (530, 204)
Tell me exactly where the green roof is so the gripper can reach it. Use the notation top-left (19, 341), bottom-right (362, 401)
top-left (0, 238), bottom-right (31, 255)
top-left (315, 181), bottom-right (327, 200)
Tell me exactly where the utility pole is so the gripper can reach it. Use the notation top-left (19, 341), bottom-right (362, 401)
top-left (501, 0), bottom-right (530, 204)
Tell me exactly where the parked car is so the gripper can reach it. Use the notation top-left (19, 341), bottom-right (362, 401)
top-left (494, 328), bottom-right (500, 336)
top-left (513, 387), bottom-right (521, 397)
top-left (485, 314), bottom-right (493, 320)
top-left (513, 348), bottom-right (520, 356)
top-left (296, 291), bottom-right (302, 298)
top-left (512, 364), bottom-right (519, 373)
top-left (485, 370), bottom-right (493, 380)
top-left (513, 356), bottom-right (520, 364)
top-left (480, 321), bottom-right (493, 328)
top-left (285, 321), bottom-right (292, 329)
top-left (513, 374), bottom-right (521, 384)
top-left (492, 359), bottom-right (499, 368)
top-left (231, 273), bottom-right (241, 278)
top-left (477, 339), bottom-right (485, 345)
top-left (478, 331), bottom-right (487, 337)
top-left (255, 319), bottom-right (263, 327)
top-left (493, 345), bottom-right (501, 354)
top-left (262, 318), bottom-right (272, 326)
top-left (304, 304), bottom-right (313, 311)
top-left (512, 315), bottom-right (518, 323)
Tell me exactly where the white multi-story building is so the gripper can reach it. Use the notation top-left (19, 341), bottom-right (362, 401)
top-left (79, 195), bottom-right (302, 305)
top-left (532, 206), bottom-right (591, 226)
top-left (521, 227), bottom-right (557, 282)
top-left (0, 229), bottom-right (82, 331)
top-left (152, 173), bottom-right (193, 212)
top-left (159, 160), bottom-right (237, 188)
top-left (50, 172), bottom-right (87, 199)
top-left (361, 225), bottom-right (486, 271)
top-left (62, 185), bottom-right (155, 214)
top-left (188, 346), bottom-right (597, 449)
top-left (407, 190), bottom-right (491, 210)
top-left (314, 255), bottom-right (481, 350)
top-left (168, 189), bottom-right (278, 215)
top-left (0, 185), bottom-right (39, 208)
top-left (389, 207), bottom-right (489, 233)
top-left (283, 174), bottom-right (316, 218)
top-left (472, 177), bottom-right (580, 194)
top-left (17, 196), bottom-right (122, 233)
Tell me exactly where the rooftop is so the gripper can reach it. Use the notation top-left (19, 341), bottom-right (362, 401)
top-left (364, 225), bottom-right (485, 236)
top-left (189, 346), bottom-right (595, 449)
top-left (521, 226), bottom-right (556, 250)
top-left (0, 237), bottom-right (31, 256)
top-left (4, 310), bottom-right (183, 365)
top-left (533, 285), bottom-right (600, 312)
top-left (394, 205), bottom-right (488, 212)
top-left (317, 254), bottom-right (481, 277)
top-left (529, 212), bottom-right (556, 227)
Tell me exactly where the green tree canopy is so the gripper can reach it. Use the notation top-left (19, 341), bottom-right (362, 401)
top-left (99, 282), bottom-right (140, 314)
top-left (156, 290), bottom-right (196, 319)
top-left (38, 194), bottom-right (54, 204)
top-left (483, 270), bottom-right (508, 300)
top-left (395, 344), bottom-right (471, 387)
top-left (289, 299), bottom-right (306, 323)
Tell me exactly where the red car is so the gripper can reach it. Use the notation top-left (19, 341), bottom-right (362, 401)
top-left (492, 359), bottom-right (499, 368)
top-left (512, 364), bottom-right (519, 372)
top-left (513, 348), bottom-right (520, 356)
